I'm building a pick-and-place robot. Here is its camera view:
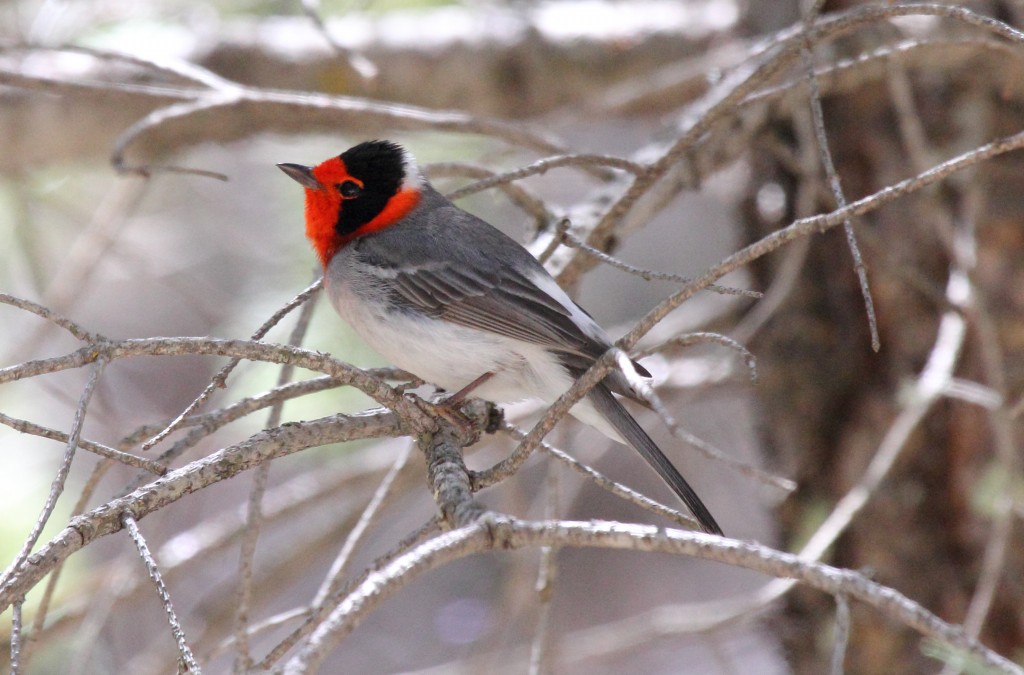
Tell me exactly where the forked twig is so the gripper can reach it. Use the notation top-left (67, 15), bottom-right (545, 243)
top-left (141, 277), bottom-right (323, 451)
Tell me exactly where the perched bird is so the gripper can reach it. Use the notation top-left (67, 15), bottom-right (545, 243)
top-left (279, 140), bottom-right (722, 535)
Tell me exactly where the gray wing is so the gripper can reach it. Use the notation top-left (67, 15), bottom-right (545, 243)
top-left (392, 261), bottom-right (608, 373)
top-left (353, 187), bottom-right (650, 380)
top-left (392, 260), bottom-right (654, 401)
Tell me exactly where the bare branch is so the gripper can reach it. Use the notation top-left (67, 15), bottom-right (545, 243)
top-left (529, 467), bottom-right (559, 675)
top-left (494, 421), bottom-right (700, 530)
top-left (798, 5), bottom-right (880, 351)
top-left (0, 336), bottom-right (434, 430)
top-left (255, 517), bottom-right (443, 669)
top-left (636, 332), bottom-right (758, 383)
top-left (555, 3), bottom-right (1024, 287)
top-left (422, 419), bottom-right (488, 528)
top-left (443, 154), bottom-right (642, 203)
top-left (616, 127), bottom-right (1024, 352)
top-left (232, 272), bottom-right (320, 672)
top-left (9, 601), bottom-right (21, 675)
top-left (312, 441), bottom-right (415, 606)
top-left (559, 229), bottom-right (763, 299)
top-left (60, 44), bottom-right (236, 90)
top-left (298, 0), bottom-right (378, 83)
top-left (141, 277), bottom-right (324, 451)
top-left (111, 96), bottom-right (236, 181)
top-left (1, 359), bottom-right (105, 589)
top-left (0, 413), bottom-right (166, 474)
top-left (0, 293), bottom-right (100, 343)
top-left (427, 162), bottom-right (554, 229)
top-left (5, 3), bottom-right (1024, 670)
top-left (122, 513), bottom-right (201, 673)
top-left (640, 382), bottom-right (796, 493)
top-left (283, 519), bottom-right (1022, 674)
top-left (830, 594), bottom-right (851, 675)
top-left (0, 410), bottom-right (406, 610)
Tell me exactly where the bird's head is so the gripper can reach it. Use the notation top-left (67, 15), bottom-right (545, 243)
top-left (278, 140), bottom-right (423, 267)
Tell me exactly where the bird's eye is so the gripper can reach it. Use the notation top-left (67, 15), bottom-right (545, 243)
top-left (337, 181), bottom-right (362, 198)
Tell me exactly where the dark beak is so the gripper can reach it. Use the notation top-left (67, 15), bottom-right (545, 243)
top-left (277, 163), bottom-right (322, 190)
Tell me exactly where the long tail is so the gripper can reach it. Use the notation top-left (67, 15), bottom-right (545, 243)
top-left (587, 383), bottom-right (723, 535)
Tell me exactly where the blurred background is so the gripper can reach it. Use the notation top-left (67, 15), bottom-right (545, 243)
top-left (2, 0), bottom-right (1023, 673)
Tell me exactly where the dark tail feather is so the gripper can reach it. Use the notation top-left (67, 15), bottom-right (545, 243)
top-left (587, 383), bottom-right (723, 535)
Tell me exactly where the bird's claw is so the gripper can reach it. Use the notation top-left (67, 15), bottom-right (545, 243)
top-left (410, 395), bottom-right (481, 445)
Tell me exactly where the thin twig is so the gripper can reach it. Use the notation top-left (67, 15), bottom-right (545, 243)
top-left (38, 177), bottom-right (151, 325)
top-left (615, 127), bottom-right (1024, 352)
top-left (23, 460), bottom-right (119, 670)
top-left (444, 153), bottom-right (644, 202)
top-left (699, 270), bottom-right (973, 632)
top-left (0, 293), bottom-right (100, 343)
top-left (560, 229), bottom-right (762, 299)
top-left (141, 277), bottom-right (324, 451)
top-left (493, 422), bottom-right (700, 530)
top-left (940, 217), bottom-right (1021, 675)
top-left (533, 217), bottom-right (571, 265)
top-left (68, 560), bottom-right (144, 675)
top-left (0, 412), bottom-right (167, 474)
top-left (120, 373), bottom-right (348, 446)
top-left (59, 44), bottom-right (235, 89)
top-left (830, 593), bottom-right (851, 675)
top-left (122, 513), bottom-right (201, 673)
top-left (0, 410), bottom-right (408, 610)
top-left (643, 383), bottom-right (796, 493)
top-left (0, 60), bottom-right (567, 159)
top-left (312, 441), bottom-right (415, 605)
top-left (802, 273), bottom-right (967, 562)
top-left (0, 359), bottom-right (106, 587)
top-left (10, 600), bottom-right (22, 675)
top-left (529, 466), bottom-right (559, 675)
top-left (732, 104), bottom-right (820, 344)
top-left (556, 3), bottom-right (1024, 287)
top-left (798, 16), bottom-right (880, 351)
top-left (636, 332), bottom-right (758, 383)
top-left (111, 95), bottom-right (236, 180)
top-left (428, 161), bottom-right (554, 228)
top-left (255, 517), bottom-right (443, 669)
top-left (207, 607), bottom-right (308, 662)
top-left (231, 469), bottom-right (270, 673)
top-left (24, 439), bottom-right (410, 661)
top-left (742, 37), bottom-right (1024, 110)
top-left (233, 272), bottom-right (320, 672)
top-left (299, 0), bottom-right (378, 82)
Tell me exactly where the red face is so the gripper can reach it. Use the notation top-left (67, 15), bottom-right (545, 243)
top-left (303, 157), bottom-right (353, 267)
top-left (281, 141), bottom-right (422, 267)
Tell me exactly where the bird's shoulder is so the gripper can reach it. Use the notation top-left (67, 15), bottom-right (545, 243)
top-left (350, 186), bottom-right (612, 357)
top-left (356, 186), bottom-right (539, 274)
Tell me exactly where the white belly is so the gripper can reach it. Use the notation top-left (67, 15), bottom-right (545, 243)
top-left (324, 250), bottom-right (622, 441)
top-left (326, 268), bottom-right (562, 400)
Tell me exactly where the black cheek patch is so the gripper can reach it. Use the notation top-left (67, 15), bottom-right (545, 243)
top-left (334, 191), bottom-right (391, 237)
top-left (334, 140), bottom-right (407, 237)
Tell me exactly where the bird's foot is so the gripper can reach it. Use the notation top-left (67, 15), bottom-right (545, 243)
top-left (415, 373), bottom-right (500, 443)
top-left (413, 396), bottom-right (490, 446)
top-left (443, 372), bottom-right (495, 405)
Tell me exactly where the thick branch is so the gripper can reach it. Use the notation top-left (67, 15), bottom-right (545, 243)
top-left (0, 411), bottom-right (403, 609)
top-left (0, 336), bottom-right (433, 432)
top-left (284, 520), bottom-right (1022, 674)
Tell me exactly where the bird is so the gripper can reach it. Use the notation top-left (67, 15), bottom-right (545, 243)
top-left (278, 140), bottom-right (722, 535)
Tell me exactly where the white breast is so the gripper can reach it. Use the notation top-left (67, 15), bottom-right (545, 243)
top-left (323, 247), bottom-right (623, 442)
top-left (325, 251), bottom-right (561, 399)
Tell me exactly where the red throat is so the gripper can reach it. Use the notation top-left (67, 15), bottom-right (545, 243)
top-left (302, 157), bottom-right (421, 268)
